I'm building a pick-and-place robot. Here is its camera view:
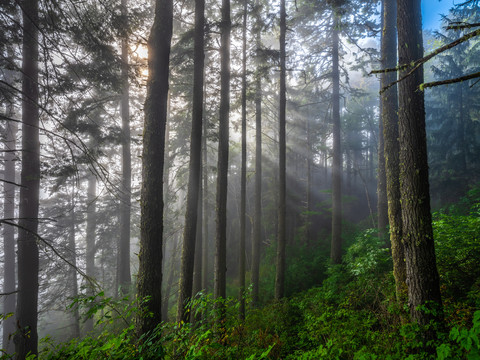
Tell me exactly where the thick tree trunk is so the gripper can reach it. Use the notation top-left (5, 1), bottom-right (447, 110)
top-left (251, 0), bottom-right (262, 307)
top-left (378, 67), bottom-right (388, 236)
top-left (214, 0), bottom-right (231, 318)
top-left (330, 13), bottom-right (342, 264)
top-left (381, 0), bottom-right (406, 306)
top-left (16, 3), bottom-right (39, 358)
top-left (239, 0), bottom-right (248, 320)
top-left (3, 113), bottom-right (16, 355)
top-left (84, 172), bottom-right (97, 334)
top-left (397, 0), bottom-right (443, 336)
top-left (117, 0), bottom-right (132, 296)
top-left (137, 0), bottom-right (173, 335)
top-left (177, 0), bottom-right (205, 324)
top-left (15, 0), bottom-right (40, 356)
top-left (275, 0), bottom-right (287, 300)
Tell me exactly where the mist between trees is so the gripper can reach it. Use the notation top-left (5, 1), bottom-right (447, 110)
top-left (1, 0), bottom-right (480, 359)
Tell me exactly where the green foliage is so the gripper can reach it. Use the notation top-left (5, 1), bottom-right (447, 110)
top-left (345, 228), bottom-right (391, 277)
top-left (21, 186), bottom-right (480, 359)
top-left (436, 311), bottom-right (480, 360)
top-left (433, 185), bottom-right (480, 305)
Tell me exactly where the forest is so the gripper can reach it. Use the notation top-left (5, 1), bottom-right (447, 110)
top-left (1, 0), bottom-right (480, 358)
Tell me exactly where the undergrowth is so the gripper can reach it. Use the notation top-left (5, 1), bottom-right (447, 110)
top-left (3, 186), bottom-right (480, 359)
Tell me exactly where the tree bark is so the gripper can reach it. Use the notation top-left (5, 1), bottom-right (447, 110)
top-left (214, 0), bottom-right (231, 318)
top-left (381, 0), bottom-right (406, 306)
top-left (251, 0), bottom-right (262, 307)
top-left (137, 0), bottom-right (173, 336)
top-left (397, 0), bottom-right (443, 335)
top-left (239, 0), bottom-right (248, 320)
top-left (330, 12), bottom-right (342, 264)
top-left (177, 0), bottom-right (205, 324)
top-left (3, 110), bottom-right (17, 355)
top-left (117, 0), bottom-right (132, 297)
top-left (275, 0), bottom-right (287, 300)
top-left (15, 0), bottom-right (40, 356)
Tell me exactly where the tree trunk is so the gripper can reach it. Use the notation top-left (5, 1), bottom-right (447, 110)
top-left (84, 172), bottom-right (97, 334)
top-left (177, 0), bottom-right (205, 324)
top-left (239, 0), bottom-right (248, 320)
top-left (306, 113), bottom-right (313, 246)
top-left (397, 0), bottom-right (443, 336)
top-left (202, 94), bottom-right (209, 293)
top-left (275, 0), bottom-right (287, 300)
top-left (214, 0), bottom-right (231, 322)
top-left (117, 0), bottom-right (132, 297)
top-left (15, 0), bottom-right (40, 356)
top-left (192, 179), bottom-right (203, 298)
top-left (251, 0), bottom-right (262, 307)
top-left (69, 183), bottom-right (80, 338)
top-left (381, 0), bottom-right (406, 307)
top-left (330, 13), bottom-right (342, 264)
top-left (3, 111), bottom-right (17, 355)
top-left (137, 0), bottom-right (173, 335)
top-left (162, 236), bottom-right (179, 321)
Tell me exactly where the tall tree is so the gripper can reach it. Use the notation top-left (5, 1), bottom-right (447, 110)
top-left (84, 171), bottom-right (97, 334)
top-left (380, 0), bottom-right (406, 305)
top-left (15, 0), bottom-right (40, 356)
top-left (397, 0), bottom-right (443, 335)
top-left (137, 0), bottom-right (173, 335)
top-left (251, 0), bottom-right (263, 307)
top-left (68, 182), bottom-right (80, 338)
top-left (239, 0), bottom-right (248, 320)
top-left (202, 93), bottom-right (209, 293)
top-left (330, 10), bottom-right (342, 264)
top-left (376, 1), bottom-right (388, 237)
top-left (3, 113), bottom-right (16, 355)
top-left (214, 0), bottom-right (231, 318)
top-left (177, 0), bottom-right (205, 323)
top-left (275, 0), bottom-right (287, 299)
top-left (117, 0), bottom-right (132, 296)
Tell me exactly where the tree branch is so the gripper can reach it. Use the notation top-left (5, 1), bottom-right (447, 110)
top-left (420, 71), bottom-right (480, 90)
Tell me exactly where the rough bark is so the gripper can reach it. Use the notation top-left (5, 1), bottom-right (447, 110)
top-left (251, 0), bottom-right (262, 307)
top-left (177, 0), bottom-right (205, 324)
top-left (137, 0), bottom-right (173, 335)
top-left (239, 0), bottom-right (247, 320)
top-left (381, 0), bottom-right (406, 306)
top-left (275, 0), bottom-right (287, 300)
top-left (214, 0), bottom-right (230, 327)
top-left (330, 13), bottom-right (342, 264)
top-left (117, 0), bottom-right (132, 296)
top-left (3, 113), bottom-right (16, 355)
top-left (15, 0), bottom-right (40, 356)
top-left (397, 0), bottom-right (443, 334)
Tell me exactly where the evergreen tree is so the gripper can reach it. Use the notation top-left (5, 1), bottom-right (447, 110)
top-left (137, 0), bottom-right (173, 335)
